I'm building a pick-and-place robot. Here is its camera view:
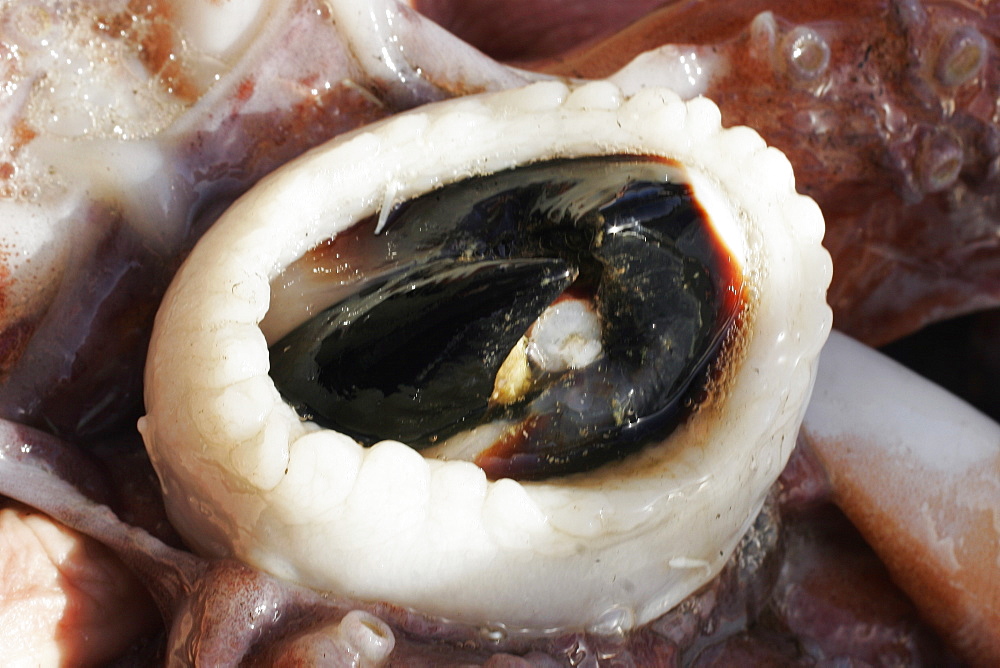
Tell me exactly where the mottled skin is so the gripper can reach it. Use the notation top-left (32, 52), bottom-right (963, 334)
top-left (0, 0), bottom-right (996, 664)
top-left (0, 0), bottom-right (527, 441)
top-left (531, 0), bottom-right (1000, 346)
top-left (0, 420), bottom-right (959, 665)
top-left (1, 0), bottom-right (996, 438)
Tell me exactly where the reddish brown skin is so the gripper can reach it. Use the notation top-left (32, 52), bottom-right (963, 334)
top-left (0, 118), bottom-right (41, 378)
top-left (5, 0), bottom-right (996, 430)
top-left (538, 0), bottom-right (1000, 346)
top-left (0, 423), bottom-right (960, 664)
top-left (0, 0), bottom-right (995, 663)
top-left (805, 430), bottom-right (1000, 664)
top-left (94, 0), bottom-right (202, 102)
top-left (414, 0), bottom-right (669, 62)
top-left (770, 506), bottom-right (961, 665)
top-left (0, 319), bottom-right (32, 380)
top-left (0, 14), bottom-right (393, 440)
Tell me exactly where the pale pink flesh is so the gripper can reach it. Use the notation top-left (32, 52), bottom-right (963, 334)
top-left (803, 331), bottom-right (1000, 665)
top-left (0, 503), bottom-right (157, 666)
top-left (0, 0), bottom-right (996, 663)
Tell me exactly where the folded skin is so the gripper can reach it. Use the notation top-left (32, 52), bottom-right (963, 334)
top-left (0, 0), bottom-right (997, 663)
top-left (0, 502), bottom-right (158, 667)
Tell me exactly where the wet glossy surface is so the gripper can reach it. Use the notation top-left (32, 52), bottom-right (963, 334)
top-left (270, 157), bottom-right (745, 479)
top-left (0, 0), bottom-right (994, 662)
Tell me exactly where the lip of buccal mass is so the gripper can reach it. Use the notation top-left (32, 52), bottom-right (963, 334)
top-left (139, 81), bottom-right (831, 634)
